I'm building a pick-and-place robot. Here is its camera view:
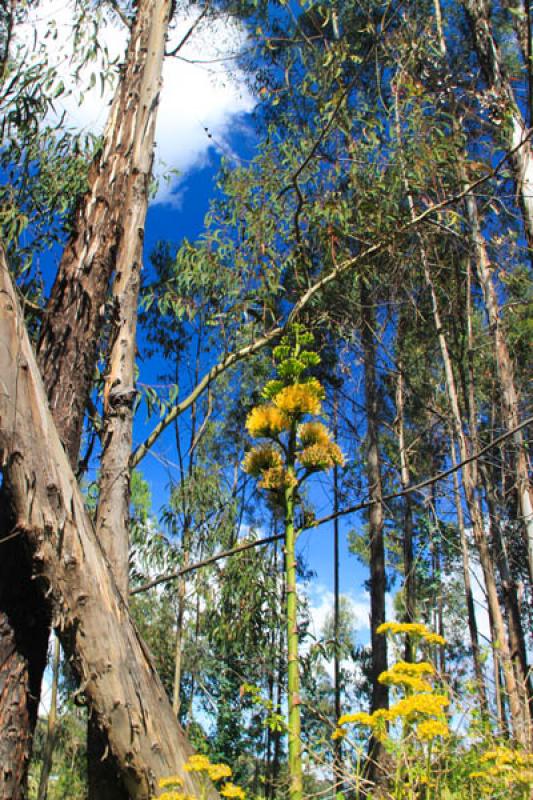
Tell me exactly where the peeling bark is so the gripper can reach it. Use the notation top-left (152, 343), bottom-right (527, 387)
top-left (0, 249), bottom-right (218, 800)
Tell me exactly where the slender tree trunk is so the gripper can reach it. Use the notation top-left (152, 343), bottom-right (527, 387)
top-left (394, 359), bottom-right (416, 662)
top-left (0, 250), bottom-right (218, 800)
top-left (284, 458), bottom-right (303, 800)
top-left (332, 393), bottom-right (343, 784)
top-left (360, 279), bottom-right (388, 780)
top-left (37, 636), bottom-right (60, 800)
top-left (449, 434), bottom-right (488, 712)
top-left (394, 83), bottom-right (528, 745)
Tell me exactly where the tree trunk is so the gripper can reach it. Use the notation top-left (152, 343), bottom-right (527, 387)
top-left (393, 81), bottom-right (529, 745)
top-left (0, 250), bottom-right (218, 800)
top-left (394, 358), bottom-right (416, 661)
top-left (449, 433), bottom-right (488, 712)
top-left (360, 278), bottom-right (388, 780)
top-left (463, 0), bottom-right (533, 258)
top-left (37, 636), bottom-right (60, 800)
top-left (457, 146), bottom-right (533, 587)
top-left (0, 1), bottom-right (174, 793)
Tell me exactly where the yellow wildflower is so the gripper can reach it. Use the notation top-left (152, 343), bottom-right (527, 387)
top-left (246, 405), bottom-right (289, 438)
top-left (376, 621), bottom-right (446, 646)
top-left (424, 632), bottom-right (446, 646)
top-left (273, 383), bottom-right (322, 416)
top-left (207, 763), bottom-right (232, 781)
top-left (331, 727), bottom-right (347, 740)
top-left (242, 445), bottom-right (282, 477)
top-left (391, 661), bottom-right (435, 677)
top-left (183, 754), bottom-right (211, 772)
top-left (338, 711), bottom-right (374, 726)
top-left (416, 719), bottom-right (450, 740)
top-left (378, 669), bottom-right (433, 693)
top-left (158, 793), bottom-right (189, 800)
top-left (220, 782), bottom-right (246, 799)
top-left (298, 421), bottom-right (331, 447)
top-left (299, 441), bottom-right (344, 471)
top-left (388, 693), bottom-right (449, 720)
top-left (159, 776), bottom-right (183, 788)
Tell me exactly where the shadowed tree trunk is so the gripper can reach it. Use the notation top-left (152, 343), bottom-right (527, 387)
top-left (360, 277), bottom-right (388, 781)
top-left (0, 247), bottom-right (218, 800)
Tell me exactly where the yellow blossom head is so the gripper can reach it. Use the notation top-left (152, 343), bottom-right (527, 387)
top-left (207, 763), bottom-right (232, 781)
top-left (242, 444), bottom-right (283, 477)
top-left (298, 441), bottom-right (344, 471)
top-left (416, 719), bottom-right (450, 741)
top-left (273, 382), bottom-right (323, 416)
top-left (220, 782), bottom-right (246, 799)
top-left (159, 776), bottom-right (183, 789)
top-left (298, 421), bottom-right (331, 447)
top-left (331, 727), bottom-right (347, 740)
top-left (246, 405), bottom-right (290, 438)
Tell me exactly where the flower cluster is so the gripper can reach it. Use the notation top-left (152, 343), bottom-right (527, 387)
top-left (156, 754), bottom-right (245, 800)
top-left (376, 621), bottom-right (446, 646)
top-left (334, 623), bottom-right (449, 745)
top-left (273, 380), bottom-right (323, 416)
top-left (469, 746), bottom-right (533, 789)
top-left (245, 405), bottom-right (289, 438)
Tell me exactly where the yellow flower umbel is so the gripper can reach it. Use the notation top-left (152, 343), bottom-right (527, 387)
top-left (335, 624), bottom-right (451, 792)
top-left (158, 755), bottom-right (244, 800)
top-left (242, 325), bottom-right (344, 800)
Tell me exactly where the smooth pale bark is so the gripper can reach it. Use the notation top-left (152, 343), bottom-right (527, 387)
top-left (0, 251), bottom-right (218, 800)
top-left (449, 435), bottom-right (488, 711)
top-left (360, 279), bottom-right (388, 778)
top-left (462, 0), bottom-right (533, 257)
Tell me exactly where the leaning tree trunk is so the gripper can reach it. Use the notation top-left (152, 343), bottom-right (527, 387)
top-left (0, 250), bottom-right (219, 799)
top-left (0, 0), bottom-right (174, 794)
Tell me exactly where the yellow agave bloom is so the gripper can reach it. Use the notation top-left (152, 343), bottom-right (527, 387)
top-left (273, 383), bottom-right (322, 416)
top-left (258, 466), bottom-right (297, 491)
top-left (424, 632), bottom-right (446, 646)
top-left (299, 442), bottom-right (344, 471)
top-left (416, 719), bottom-right (450, 741)
top-left (159, 776), bottom-right (183, 788)
top-left (220, 782), bottom-right (246, 799)
top-left (242, 445), bottom-right (282, 477)
top-left (207, 763), bottom-right (232, 781)
top-left (298, 421), bottom-right (331, 447)
top-left (246, 405), bottom-right (289, 438)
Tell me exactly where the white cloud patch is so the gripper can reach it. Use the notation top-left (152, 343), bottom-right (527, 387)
top-left (19, 0), bottom-right (255, 204)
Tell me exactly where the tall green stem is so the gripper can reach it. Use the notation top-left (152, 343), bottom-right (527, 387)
top-left (285, 455), bottom-right (302, 800)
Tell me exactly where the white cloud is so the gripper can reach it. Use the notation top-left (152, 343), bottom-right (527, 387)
top-left (18, 0), bottom-right (255, 203)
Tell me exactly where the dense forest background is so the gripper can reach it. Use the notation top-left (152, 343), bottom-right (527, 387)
top-left (0, 0), bottom-right (531, 798)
